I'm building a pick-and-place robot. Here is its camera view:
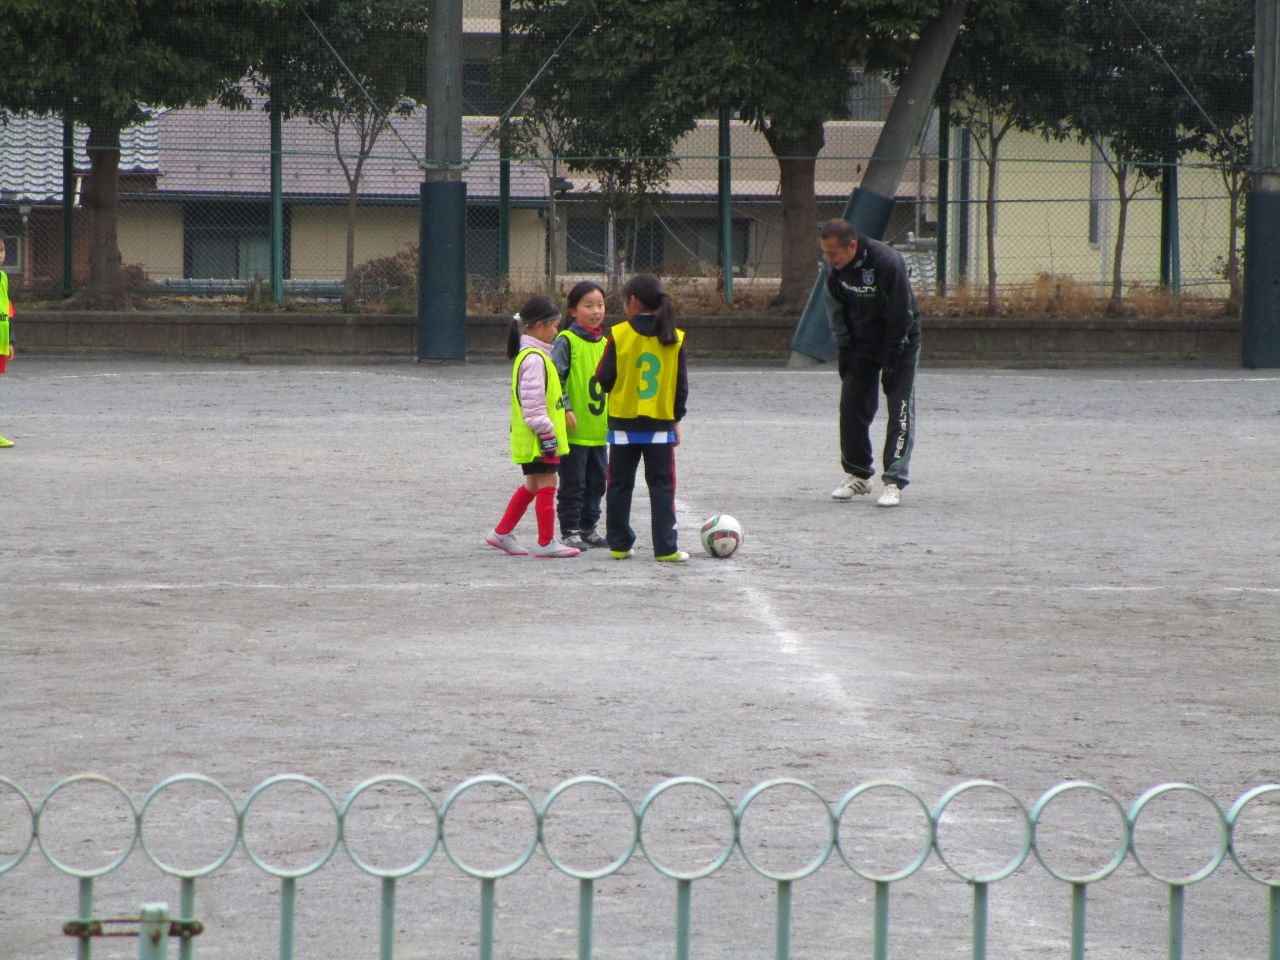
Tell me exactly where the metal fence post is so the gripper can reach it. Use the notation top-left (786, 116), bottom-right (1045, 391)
top-left (138, 903), bottom-right (169, 960)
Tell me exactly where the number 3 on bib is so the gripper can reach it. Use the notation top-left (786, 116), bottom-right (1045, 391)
top-left (636, 352), bottom-right (661, 399)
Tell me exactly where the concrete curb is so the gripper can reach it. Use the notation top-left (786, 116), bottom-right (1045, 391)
top-left (12, 310), bottom-right (1243, 365)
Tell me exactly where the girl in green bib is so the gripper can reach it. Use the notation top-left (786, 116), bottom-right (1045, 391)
top-left (551, 281), bottom-right (609, 550)
top-left (485, 296), bottom-right (581, 558)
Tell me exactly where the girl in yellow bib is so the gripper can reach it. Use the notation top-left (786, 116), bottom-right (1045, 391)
top-left (0, 237), bottom-right (13, 448)
top-left (595, 274), bottom-right (689, 562)
top-left (485, 296), bottom-right (581, 558)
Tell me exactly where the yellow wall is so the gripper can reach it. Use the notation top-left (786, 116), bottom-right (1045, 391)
top-left (118, 204), bottom-right (184, 280)
top-left (290, 206), bottom-right (419, 279)
top-left (957, 129), bottom-right (1234, 295)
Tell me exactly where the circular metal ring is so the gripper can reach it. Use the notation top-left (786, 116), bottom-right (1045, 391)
top-left (932, 780), bottom-right (1032, 884)
top-left (735, 779), bottom-right (835, 882)
top-left (538, 776), bottom-right (638, 881)
top-left (1030, 782), bottom-right (1129, 884)
top-left (241, 775), bottom-right (341, 879)
top-left (1226, 784), bottom-right (1280, 887)
top-left (35, 775), bottom-right (139, 878)
top-left (834, 780), bottom-right (933, 882)
top-left (1127, 783), bottom-right (1228, 886)
top-left (340, 776), bottom-right (440, 879)
top-left (440, 776), bottom-right (539, 880)
top-left (138, 774), bottom-right (240, 878)
top-left (637, 778), bottom-right (736, 881)
top-left (0, 777), bottom-right (36, 875)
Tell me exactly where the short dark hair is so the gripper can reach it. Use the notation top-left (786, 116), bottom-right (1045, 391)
top-left (820, 218), bottom-right (858, 246)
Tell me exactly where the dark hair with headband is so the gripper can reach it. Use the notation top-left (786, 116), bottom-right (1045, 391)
top-left (622, 274), bottom-right (676, 345)
top-left (506, 295), bottom-right (561, 358)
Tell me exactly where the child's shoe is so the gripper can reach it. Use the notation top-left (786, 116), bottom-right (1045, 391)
top-left (610, 548), bottom-right (635, 559)
top-left (0, 435), bottom-right (12, 448)
top-left (485, 529), bottom-right (528, 555)
top-left (533, 539), bottom-right (582, 558)
top-left (580, 526), bottom-right (609, 548)
top-left (655, 551), bottom-right (690, 563)
top-left (561, 530), bottom-right (589, 550)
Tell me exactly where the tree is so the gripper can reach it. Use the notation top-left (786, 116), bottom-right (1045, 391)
top-left (0, 0), bottom-right (279, 306)
top-left (245, 0), bottom-right (429, 309)
top-left (940, 0), bottom-right (1087, 312)
top-left (1039, 0), bottom-right (1209, 313)
top-left (510, 0), bottom-right (942, 308)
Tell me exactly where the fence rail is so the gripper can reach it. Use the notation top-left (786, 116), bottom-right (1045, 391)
top-left (2, 775), bottom-right (1279, 960)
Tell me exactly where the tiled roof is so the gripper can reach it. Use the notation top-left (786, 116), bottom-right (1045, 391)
top-left (0, 113), bottom-right (158, 203)
top-left (153, 101), bottom-right (549, 201)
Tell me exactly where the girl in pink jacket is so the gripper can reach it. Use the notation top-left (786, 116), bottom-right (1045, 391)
top-left (485, 296), bottom-right (581, 558)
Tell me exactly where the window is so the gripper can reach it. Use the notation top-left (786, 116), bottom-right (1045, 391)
top-left (0, 235), bottom-right (16, 269)
top-left (466, 206), bottom-right (499, 277)
top-left (567, 216), bottom-right (747, 274)
top-left (462, 60), bottom-right (505, 116)
top-left (183, 201), bottom-right (288, 280)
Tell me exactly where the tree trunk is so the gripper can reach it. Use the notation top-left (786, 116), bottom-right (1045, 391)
top-left (1225, 175), bottom-right (1244, 313)
top-left (764, 121), bottom-right (824, 309)
top-left (342, 184), bottom-right (359, 310)
top-left (81, 120), bottom-right (129, 308)
top-left (1109, 165), bottom-right (1129, 315)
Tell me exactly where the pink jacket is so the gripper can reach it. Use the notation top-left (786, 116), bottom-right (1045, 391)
top-left (516, 335), bottom-right (555, 436)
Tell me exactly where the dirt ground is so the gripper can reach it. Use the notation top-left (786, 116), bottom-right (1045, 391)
top-left (2, 358), bottom-right (1279, 959)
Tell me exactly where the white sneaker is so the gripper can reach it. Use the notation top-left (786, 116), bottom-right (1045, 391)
top-left (877, 484), bottom-right (902, 508)
top-left (485, 529), bottom-right (528, 555)
top-left (533, 538), bottom-right (582, 558)
top-left (831, 474), bottom-right (872, 500)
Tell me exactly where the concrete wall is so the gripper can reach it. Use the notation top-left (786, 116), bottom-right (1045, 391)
top-left (14, 310), bottom-right (1242, 366)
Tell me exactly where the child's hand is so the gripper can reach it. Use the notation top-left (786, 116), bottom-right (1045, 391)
top-left (566, 411), bottom-right (577, 431)
top-left (538, 432), bottom-right (558, 456)
top-left (674, 422), bottom-right (682, 447)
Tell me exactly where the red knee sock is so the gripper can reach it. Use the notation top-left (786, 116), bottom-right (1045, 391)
top-left (496, 485), bottom-right (535, 534)
top-left (535, 486), bottom-right (556, 546)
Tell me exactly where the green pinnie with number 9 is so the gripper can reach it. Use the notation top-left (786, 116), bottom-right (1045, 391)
top-left (550, 281), bottom-right (611, 551)
top-left (594, 273), bottom-right (690, 563)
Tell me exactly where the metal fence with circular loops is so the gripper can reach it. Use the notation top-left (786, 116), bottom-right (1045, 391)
top-left (2, 775), bottom-right (1279, 960)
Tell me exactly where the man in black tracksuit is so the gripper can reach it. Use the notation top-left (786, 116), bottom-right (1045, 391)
top-left (819, 218), bottom-right (920, 508)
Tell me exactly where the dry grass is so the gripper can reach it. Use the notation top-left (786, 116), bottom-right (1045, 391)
top-left (920, 274), bottom-right (1234, 320)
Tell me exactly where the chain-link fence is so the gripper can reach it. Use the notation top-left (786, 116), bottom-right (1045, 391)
top-left (0, 0), bottom-right (1252, 313)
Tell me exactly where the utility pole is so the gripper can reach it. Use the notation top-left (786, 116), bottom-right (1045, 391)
top-left (418, 0), bottom-right (467, 360)
top-left (1243, 0), bottom-right (1280, 367)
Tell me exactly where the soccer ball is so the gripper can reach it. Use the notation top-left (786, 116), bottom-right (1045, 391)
top-left (700, 514), bottom-right (743, 559)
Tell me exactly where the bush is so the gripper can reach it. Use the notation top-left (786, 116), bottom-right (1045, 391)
top-left (349, 245), bottom-right (418, 305)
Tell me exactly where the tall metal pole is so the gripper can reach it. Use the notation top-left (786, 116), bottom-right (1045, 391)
top-left (1243, 0), bottom-right (1280, 367)
top-left (498, 0), bottom-right (511, 282)
top-left (718, 106), bottom-right (734, 305)
top-left (270, 96), bottom-right (285, 305)
top-left (62, 108), bottom-right (75, 297)
top-left (419, 0), bottom-right (468, 360)
top-left (936, 113), bottom-right (949, 295)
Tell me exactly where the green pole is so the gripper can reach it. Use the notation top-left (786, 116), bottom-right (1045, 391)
top-left (718, 106), bottom-right (733, 305)
top-left (62, 109), bottom-right (75, 298)
top-left (774, 881), bottom-right (792, 960)
top-left (675, 880), bottom-right (692, 960)
top-left (77, 878), bottom-right (94, 960)
top-left (1242, 0), bottom-right (1280, 366)
top-left (479, 878), bottom-right (496, 960)
top-left (178, 879), bottom-right (196, 960)
top-left (1168, 885), bottom-right (1184, 960)
top-left (1269, 885), bottom-right (1279, 960)
top-left (279, 877), bottom-right (296, 960)
top-left (270, 97), bottom-right (285, 305)
top-left (380, 877), bottom-right (396, 960)
top-left (578, 878), bottom-right (594, 960)
top-left (497, 0), bottom-right (511, 281)
top-left (137, 903), bottom-right (169, 960)
top-left (936, 115), bottom-right (949, 295)
top-left (1070, 883), bottom-right (1086, 960)
top-left (872, 881), bottom-right (890, 960)
top-left (971, 882), bottom-right (988, 960)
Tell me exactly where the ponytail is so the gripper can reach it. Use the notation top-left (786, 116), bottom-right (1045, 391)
top-left (505, 317), bottom-right (522, 359)
top-left (622, 273), bottom-right (677, 345)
